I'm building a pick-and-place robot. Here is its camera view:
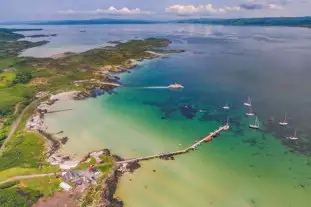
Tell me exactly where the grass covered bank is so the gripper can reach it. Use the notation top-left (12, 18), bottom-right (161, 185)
top-left (0, 176), bottom-right (61, 207)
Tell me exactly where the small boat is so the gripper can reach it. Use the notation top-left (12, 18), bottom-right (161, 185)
top-left (245, 107), bottom-right (255, 116)
top-left (287, 130), bottom-right (299, 140)
top-left (244, 96), bottom-right (252, 107)
top-left (223, 102), bottom-right (230, 110)
top-left (168, 83), bottom-right (184, 89)
top-left (279, 112), bottom-right (288, 126)
top-left (249, 116), bottom-right (260, 129)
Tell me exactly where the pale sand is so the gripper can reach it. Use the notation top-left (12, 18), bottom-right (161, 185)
top-left (50, 52), bottom-right (75, 59)
top-left (59, 161), bottom-right (79, 170)
top-left (43, 95), bottom-right (311, 207)
top-left (50, 91), bottom-right (80, 101)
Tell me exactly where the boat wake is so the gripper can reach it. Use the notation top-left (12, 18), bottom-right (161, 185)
top-left (143, 86), bottom-right (170, 89)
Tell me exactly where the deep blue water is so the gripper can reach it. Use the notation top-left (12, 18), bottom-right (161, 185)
top-left (16, 24), bottom-right (311, 154)
top-left (32, 24), bottom-right (311, 206)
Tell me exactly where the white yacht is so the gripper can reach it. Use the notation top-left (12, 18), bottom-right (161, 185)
top-left (244, 96), bottom-right (252, 107)
top-left (245, 107), bottom-right (255, 116)
top-left (223, 102), bottom-right (230, 110)
top-left (249, 116), bottom-right (260, 129)
top-left (279, 113), bottom-right (288, 126)
top-left (168, 83), bottom-right (184, 89)
top-left (287, 130), bottom-right (299, 140)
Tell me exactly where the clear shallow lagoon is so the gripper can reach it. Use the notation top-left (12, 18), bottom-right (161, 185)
top-left (26, 24), bottom-right (311, 206)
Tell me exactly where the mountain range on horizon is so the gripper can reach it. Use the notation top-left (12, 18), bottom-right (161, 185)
top-left (1, 16), bottom-right (311, 27)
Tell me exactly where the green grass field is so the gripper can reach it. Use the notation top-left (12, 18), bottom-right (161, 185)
top-left (0, 131), bottom-right (59, 182)
top-left (0, 85), bottom-right (34, 117)
top-left (0, 57), bottom-right (19, 68)
top-left (97, 164), bottom-right (113, 173)
top-left (0, 176), bottom-right (61, 207)
top-left (73, 158), bottom-right (97, 170)
top-left (0, 30), bottom-right (174, 205)
top-left (0, 100), bottom-right (59, 182)
top-left (0, 72), bottom-right (15, 88)
top-left (99, 155), bottom-right (115, 163)
top-left (18, 176), bottom-right (61, 196)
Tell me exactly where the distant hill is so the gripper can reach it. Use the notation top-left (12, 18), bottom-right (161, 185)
top-left (0, 28), bottom-right (43, 41)
top-left (174, 17), bottom-right (311, 27)
top-left (2, 17), bottom-right (311, 28)
top-left (28, 19), bottom-right (161, 25)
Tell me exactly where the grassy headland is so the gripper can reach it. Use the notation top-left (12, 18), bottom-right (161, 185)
top-left (0, 28), bottom-right (182, 145)
top-left (0, 176), bottom-right (61, 206)
top-left (0, 28), bottom-right (183, 206)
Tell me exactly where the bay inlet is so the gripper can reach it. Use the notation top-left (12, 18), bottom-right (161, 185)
top-left (38, 24), bottom-right (311, 207)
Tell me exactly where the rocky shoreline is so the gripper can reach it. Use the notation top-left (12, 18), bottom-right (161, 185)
top-left (28, 98), bottom-right (145, 206)
top-left (25, 72), bottom-right (145, 206)
top-left (26, 43), bottom-right (185, 206)
top-left (98, 157), bottom-right (142, 207)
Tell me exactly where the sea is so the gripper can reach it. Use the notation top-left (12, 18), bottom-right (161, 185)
top-left (11, 24), bottom-right (311, 207)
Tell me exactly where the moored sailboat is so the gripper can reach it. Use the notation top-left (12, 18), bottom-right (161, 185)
top-left (244, 96), bottom-right (252, 107)
top-left (279, 112), bottom-right (288, 126)
top-left (249, 116), bottom-right (260, 129)
top-left (223, 102), bottom-right (230, 110)
top-left (245, 107), bottom-right (255, 116)
top-left (287, 129), bottom-right (299, 140)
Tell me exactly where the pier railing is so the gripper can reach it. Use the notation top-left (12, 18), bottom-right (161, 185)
top-left (116, 125), bottom-right (229, 165)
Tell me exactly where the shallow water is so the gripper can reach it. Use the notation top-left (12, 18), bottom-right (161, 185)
top-left (39, 24), bottom-right (311, 206)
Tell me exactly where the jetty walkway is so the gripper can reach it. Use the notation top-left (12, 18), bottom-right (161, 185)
top-left (117, 124), bottom-right (230, 165)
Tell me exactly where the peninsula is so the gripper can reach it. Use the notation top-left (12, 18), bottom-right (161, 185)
top-left (0, 28), bottom-right (187, 206)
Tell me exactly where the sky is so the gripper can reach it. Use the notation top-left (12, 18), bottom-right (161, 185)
top-left (0, 0), bottom-right (310, 22)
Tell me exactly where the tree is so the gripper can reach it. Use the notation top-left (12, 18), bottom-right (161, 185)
top-left (12, 71), bottom-right (32, 85)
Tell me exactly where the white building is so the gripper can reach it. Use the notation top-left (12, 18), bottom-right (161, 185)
top-left (59, 182), bottom-right (72, 191)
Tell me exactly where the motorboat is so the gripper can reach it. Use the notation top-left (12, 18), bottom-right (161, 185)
top-left (168, 83), bottom-right (184, 89)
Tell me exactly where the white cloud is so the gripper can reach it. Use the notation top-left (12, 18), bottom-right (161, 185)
top-left (165, 4), bottom-right (241, 15)
top-left (58, 7), bottom-right (151, 15)
top-left (166, 1), bottom-right (285, 16)
top-left (224, 6), bottom-right (242, 12)
top-left (94, 7), bottom-right (151, 15)
top-left (240, 0), bottom-right (284, 10)
top-left (58, 9), bottom-right (79, 14)
top-left (267, 4), bottom-right (284, 10)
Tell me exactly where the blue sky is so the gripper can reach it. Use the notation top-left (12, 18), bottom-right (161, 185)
top-left (0, 0), bottom-right (310, 21)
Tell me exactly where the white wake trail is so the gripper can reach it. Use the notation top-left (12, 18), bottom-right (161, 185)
top-left (143, 86), bottom-right (169, 89)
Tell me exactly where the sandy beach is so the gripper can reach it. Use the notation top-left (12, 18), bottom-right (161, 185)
top-left (50, 91), bottom-right (81, 101)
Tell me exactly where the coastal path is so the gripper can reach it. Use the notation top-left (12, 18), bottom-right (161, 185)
top-left (73, 80), bottom-right (121, 87)
top-left (0, 100), bottom-right (39, 155)
top-left (116, 125), bottom-right (230, 165)
top-left (0, 172), bottom-right (63, 185)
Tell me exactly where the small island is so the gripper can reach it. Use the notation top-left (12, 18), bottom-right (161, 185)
top-left (0, 28), bottom-right (185, 206)
top-left (26, 34), bottom-right (57, 38)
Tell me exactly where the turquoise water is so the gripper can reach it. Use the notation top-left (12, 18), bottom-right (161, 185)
top-left (40, 25), bottom-right (311, 206)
